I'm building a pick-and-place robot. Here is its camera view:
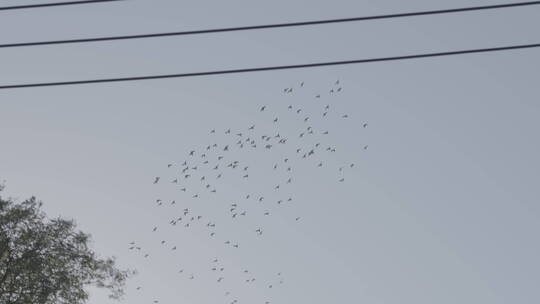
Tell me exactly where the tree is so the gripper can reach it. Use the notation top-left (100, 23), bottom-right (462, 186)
top-left (0, 185), bottom-right (134, 304)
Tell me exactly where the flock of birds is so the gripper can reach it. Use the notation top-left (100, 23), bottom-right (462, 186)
top-left (126, 80), bottom-right (368, 304)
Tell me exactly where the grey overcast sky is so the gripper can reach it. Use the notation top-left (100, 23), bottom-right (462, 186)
top-left (1, 0), bottom-right (539, 304)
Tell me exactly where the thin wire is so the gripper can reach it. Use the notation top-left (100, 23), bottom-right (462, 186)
top-left (0, 0), bottom-right (124, 11)
top-left (1, 1), bottom-right (539, 48)
top-left (1, 43), bottom-right (538, 90)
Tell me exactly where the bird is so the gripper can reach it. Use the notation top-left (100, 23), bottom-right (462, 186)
top-left (144, 80), bottom-right (364, 300)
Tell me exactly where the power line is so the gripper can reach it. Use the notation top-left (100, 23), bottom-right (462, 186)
top-left (0, 0), bottom-right (124, 11)
top-left (1, 1), bottom-right (539, 48)
top-left (1, 42), bottom-right (538, 90)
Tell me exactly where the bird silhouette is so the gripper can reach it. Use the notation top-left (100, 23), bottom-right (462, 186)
top-left (143, 79), bottom-right (363, 303)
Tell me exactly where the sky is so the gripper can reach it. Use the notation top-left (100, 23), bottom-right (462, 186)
top-left (1, 0), bottom-right (540, 303)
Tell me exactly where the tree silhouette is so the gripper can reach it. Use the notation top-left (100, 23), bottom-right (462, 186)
top-left (0, 185), bottom-right (133, 304)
